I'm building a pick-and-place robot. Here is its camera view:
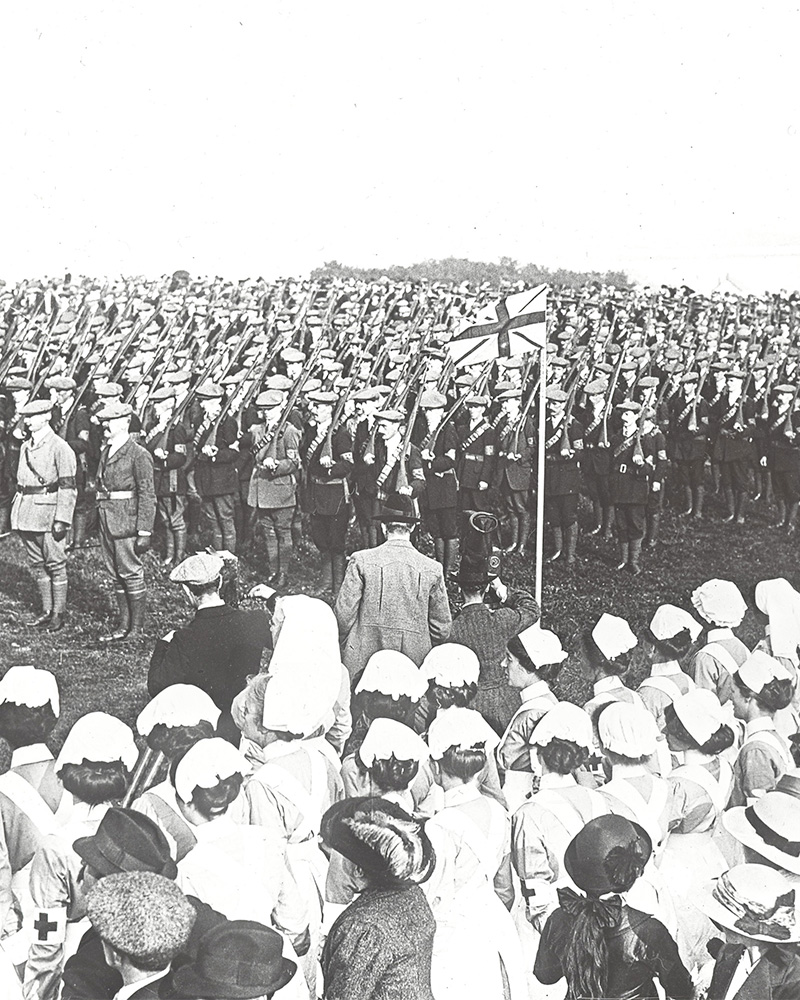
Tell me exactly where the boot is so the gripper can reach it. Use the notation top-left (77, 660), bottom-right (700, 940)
top-left (692, 486), bottom-right (705, 519)
top-left (503, 516), bottom-right (519, 554)
top-left (678, 485), bottom-right (693, 516)
top-left (602, 505), bottom-right (614, 541)
top-left (722, 487), bottom-right (736, 522)
top-left (772, 500), bottom-right (786, 529)
top-left (48, 578), bottom-right (68, 631)
top-left (628, 537), bottom-right (643, 576)
top-left (587, 500), bottom-right (602, 535)
top-left (616, 542), bottom-right (629, 571)
top-left (173, 528), bottom-right (187, 566)
top-left (126, 591), bottom-right (147, 637)
top-left (734, 491), bottom-right (746, 525)
top-left (99, 589), bottom-right (130, 643)
top-left (332, 554), bottom-right (346, 595)
top-left (645, 512), bottom-right (660, 548)
top-left (786, 501), bottom-right (799, 536)
top-left (29, 575), bottom-right (53, 626)
top-left (546, 527), bottom-right (563, 562)
top-left (320, 553), bottom-right (334, 593)
top-left (712, 464), bottom-right (721, 494)
top-left (160, 532), bottom-right (175, 567)
top-left (516, 512), bottom-right (531, 556)
top-left (434, 538), bottom-right (445, 566)
top-left (564, 524), bottom-right (578, 566)
top-left (444, 538), bottom-right (459, 579)
top-left (69, 510), bottom-right (89, 550)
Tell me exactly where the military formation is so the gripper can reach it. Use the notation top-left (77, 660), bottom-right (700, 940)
top-left (0, 273), bottom-right (799, 634)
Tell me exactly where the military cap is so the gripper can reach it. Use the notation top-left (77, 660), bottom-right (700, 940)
top-left (774, 384), bottom-right (796, 394)
top-left (264, 374), bottom-right (292, 392)
top-left (150, 386), bottom-right (175, 402)
top-left (546, 387), bottom-right (568, 402)
top-left (466, 395), bottom-right (489, 407)
top-left (419, 388), bottom-right (447, 408)
top-left (617, 401), bottom-right (641, 413)
top-left (255, 390), bottom-right (283, 409)
top-left (44, 375), bottom-right (76, 391)
top-left (170, 552), bottom-right (224, 586)
top-left (584, 379), bottom-right (608, 396)
top-left (96, 401), bottom-right (133, 421)
top-left (681, 372), bottom-right (699, 383)
top-left (281, 347), bottom-right (305, 364)
top-left (18, 399), bottom-right (53, 416)
top-left (498, 388), bottom-right (522, 401)
top-left (351, 386), bottom-right (380, 403)
top-left (87, 872), bottom-right (195, 967)
top-left (378, 408), bottom-right (404, 422)
top-left (94, 381), bottom-right (123, 398)
top-left (4, 376), bottom-right (33, 391)
top-left (306, 389), bottom-right (337, 405)
top-left (195, 380), bottom-right (224, 399)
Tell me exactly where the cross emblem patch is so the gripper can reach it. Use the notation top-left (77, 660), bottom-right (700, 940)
top-left (30, 907), bottom-right (66, 943)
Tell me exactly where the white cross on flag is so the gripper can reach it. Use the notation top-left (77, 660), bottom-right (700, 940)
top-left (447, 284), bottom-right (548, 369)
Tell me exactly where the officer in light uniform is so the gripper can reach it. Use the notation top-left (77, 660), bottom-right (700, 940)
top-left (95, 401), bottom-right (156, 643)
top-left (11, 399), bottom-right (77, 631)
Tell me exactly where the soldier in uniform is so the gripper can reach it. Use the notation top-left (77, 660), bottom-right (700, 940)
top-left (712, 369), bottom-right (754, 523)
top-left (494, 388), bottom-right (535, 556)
top-left (46, 374), bottom-right (96, 549)
top-left (579, 379), bottom-right (614, 539)
top-left (95, 401), bottom-right (156, 642)
top-left (609, 402), bottom-right (653, 575)
top-left (370, 407), bottom-right (425, 513)
top-left (456, 394), bottom-right (495, 534)
top-left (641, 407), bottom-right (669, 548)
top-left (350, 386), bottom-right (382, 549)
top-left (142, 386), bottom-right (190, 567)
top-left (10, 399), bottom-right (77, 630)
top-left (191, 380), bottom-right (239, 553)
top-left (0, 376), bottom-right (33, 537)
top-left (543, 386), bottom-right (583, 565)
top-left (668, 372), bottom-right (709, 518)
top-left (416, 387), bottom-right (460, 575)
top-left (245, 389), bottom-right (301, 587)
top-left (301, 389), bottom-right (354, 595)
top-left (763, 383), bottom-right (800, 534)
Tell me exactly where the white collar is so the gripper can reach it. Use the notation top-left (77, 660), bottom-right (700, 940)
top-left (708, 627), bottom-right (734, 642)
top-left (113, 969), bottom-right (169, 1000)
top-left (593, 676), bottom-right (624, 696)
top-left (651, 661), bottom-right (682, 677)
top-left (539, 773), bottom-right (576, 790)
top-left (520, 680), bottom-right (551, 704)
top-left (442, 783), bottom-right (482, 808)
top-left (11, 743), bottom-right (53, 767)
top-left (745, 717), bottom-right (776, 737)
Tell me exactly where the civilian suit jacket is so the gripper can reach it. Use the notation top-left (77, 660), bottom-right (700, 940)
top-left (335, 538), bottom-right (452, 680)
top-left (148, 603), bottom-right (271, 742)
top-left (708, 943), bottom-right (800, 1000)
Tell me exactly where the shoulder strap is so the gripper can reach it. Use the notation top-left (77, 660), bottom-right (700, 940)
top-left (672, 761), bottom-right (731, 814)
top-left (253, 747), bottom-right (328, 839)
top-left (638, 675), bottom-right (687, 700)
top-left (533, 788), bottom-right (600, 838)
top-left (743, 729), bottom-right (792, 768)
top-left (603, 778), bottom-right (665, 847)
top-left (0, 771), bottom-right (59, 836)
top-left (701, 642), bottom-right (740, 675)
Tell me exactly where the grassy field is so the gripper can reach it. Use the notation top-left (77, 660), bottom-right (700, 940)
top-left (0, 485), bottom-right (797, 755)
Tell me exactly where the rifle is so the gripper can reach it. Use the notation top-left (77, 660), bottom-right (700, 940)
top-left (598, 342), bottom-right (627, 448)
top-left (394, 377), bottom-right (424, 495)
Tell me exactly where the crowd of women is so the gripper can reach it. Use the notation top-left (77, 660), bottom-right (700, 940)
top-left (0, 572), bottom-right (800, 999)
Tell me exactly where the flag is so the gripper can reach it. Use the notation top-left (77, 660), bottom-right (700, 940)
top-left (447, 284), bottom-right (547, 368)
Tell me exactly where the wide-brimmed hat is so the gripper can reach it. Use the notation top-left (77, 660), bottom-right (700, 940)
top-left (564, 814), bottom-right (652, 895)
top-left (373, 493), bottom-right (418, 523)
top-left (697, 865), bottom-right (800, 943)
top-left (73, 808), bottom-right (178, 880)
top-left (723, 772), bottom-right (800, 875)
top-left (170, 919), bottom-right (297, 999)
top-left (321, 796), bottom-right (435, 887)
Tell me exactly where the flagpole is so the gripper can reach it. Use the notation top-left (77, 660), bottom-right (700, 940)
top-left (535, 337), bottom-right (547, 609)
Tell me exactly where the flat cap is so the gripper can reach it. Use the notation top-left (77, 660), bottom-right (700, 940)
top-left (44, 375), bottom-right (76, 391)
top-left (195, 380), bottom-right (224, 399)
top-left (617, 400), bottom-right (641, 412)
top-left (498, 388), bottom-right (522, 401)
top-left (378, 408), bottom-right (404, 422)
top-left (96, 401), bottom-right (133, 421)
top-left (264, 374), bottom-right (293, 391)
top-left (281, 347), bottom-right (306, 363)
top-left (255, 390), bottom-right (283, 409)
top-left (19, 399), bottom-right (53, 416)
top-left (546, 387), bottom-right (568, 402)
top-left (4, 377), bottom-right (33, 391)
top-left (352, 386), bottom-right (380, 402)
top-left (170, 552), bottom-right (224, 586)
top-left (584, 379), bottom-right (608, 396)
top-left (150, 386), bottom-right (175, 402)
top-left (466, 394), bottom-right (489, 406)
top-left (306, 389), bottom-right (337, 404)
top-left (94, 381), bottom-right (123, 397)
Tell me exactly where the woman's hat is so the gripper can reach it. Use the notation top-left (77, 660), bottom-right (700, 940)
top-left (421, 643), bottom-right (480, 688)
top-left (736, 650), bottom-right (792, 694)
top-left (530, 702), bottom-right (593, 750)
top-left (697, 865), bottom-right (800, 942)
top-left (564, 815), bottom-right (652, 895)
top-left (649, 604), bottom-right (702, 643)
top-left (515, 624), bottom-right (567, 667)
top-left (170, 919), bottom-right (297, 999)
top-left (354, 650), bottom-right (428, 702)
top-left (691, 579), bottom-right (747, 628)
top-left (671, 688), bottom-right (730, 745)
top-left (723, 772), bottom-right (800, 875)
top-left (321, 796), bottom-right (435, 887)
top-left (427, 707), bottom-right (499, 760)
top-left (591, 613), bottom-right (637, 661)
top-left (173, 738), bottom-right (249, 804)
top-left (598, 701), bottom-right (660, 758)
top-left (358, 718), bottom-right (429, 768)
top-left (55, 712), bottom-right (138, 773)
top-left (0, 665), bottom-right (59, 715)
top-left (136, 684), bottom-right (221, 735)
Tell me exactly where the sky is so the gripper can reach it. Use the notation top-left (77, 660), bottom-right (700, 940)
top-left (1, 2), bottom-right (799, 292)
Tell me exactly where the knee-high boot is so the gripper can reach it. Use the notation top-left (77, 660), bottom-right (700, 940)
top-left (516, 512), bottom-right (531, 556)
top-left (587, 500), bottom-right (602, 535)
top-left (547, 527), bottom-right (563, 562)
top-left (444, 538), bottom-right (459, 578)
top-left (679, 485), bottom-right (693, 516)
top-left (602, 505), bottom-right (614, 540)
top-left (629, 537), bottom-right (643, 576)
top-left (722, 487), bottom-right (736, 522)
top-left (173, 528), bottom-right (187, 566)
top-left (692, 486), bottom-right (705, 519)
top-left (127, 589), bottom-right (147, 637)
top-left (99, 588), bottom-right (130, 643)
top-left (434, 538), bottom-right (445, 565)
top-left (320, 553), bottom-right (334, 593)
top-left (616, 542), bottom-right (629, 571)
top-left (734, 491), bottom-right (746, 525)
top-left (645, 512), bottom-right (660, 548)
top-left (332, 554), bottom-right (346, 596)
top-left (564, 523), bottom-right (578, 566)
top-left (29, 573), bottom-right (53, 626)
top-left (160, 532), bottom-right (175, 567)
top-left (503, 516), bottom-right (519, 554)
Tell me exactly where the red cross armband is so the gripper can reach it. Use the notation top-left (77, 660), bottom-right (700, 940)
top-left (30, 907), bottom-right (67, 944)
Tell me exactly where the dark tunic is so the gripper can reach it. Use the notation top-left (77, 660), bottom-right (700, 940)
top-left (321, 884), bottom-right (436, 1000)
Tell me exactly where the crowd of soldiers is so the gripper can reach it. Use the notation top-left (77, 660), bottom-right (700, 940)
top-left (0, 272), bottom-right (799, 634)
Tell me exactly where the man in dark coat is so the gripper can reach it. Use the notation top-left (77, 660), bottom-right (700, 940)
top-left (148, 552), bottom-right (271, 743)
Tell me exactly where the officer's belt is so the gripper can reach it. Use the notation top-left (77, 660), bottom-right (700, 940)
top-left (96, 490), bottom-right (136, 500)
top-left (464, 454), bottom-right (485, 461)
top-left (312, 476), bottom-right (346, 485)
top-left (17, 484), bottom-right (58, 495)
